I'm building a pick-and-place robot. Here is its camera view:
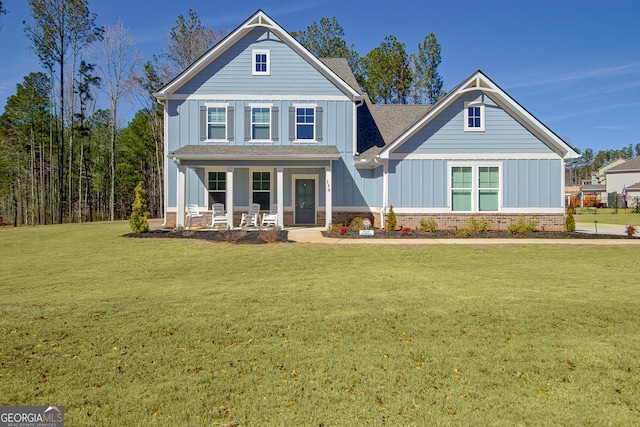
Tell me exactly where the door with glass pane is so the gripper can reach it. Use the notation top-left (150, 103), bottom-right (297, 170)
top-left (295, 179), bottom-right (315, 225)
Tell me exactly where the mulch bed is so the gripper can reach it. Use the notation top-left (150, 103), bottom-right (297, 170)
top-left (124, 228), bottom-right (289, 244)
top-left (321, 230), bottom-right (638, 239)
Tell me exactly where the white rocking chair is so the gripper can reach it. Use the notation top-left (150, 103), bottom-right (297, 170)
top-left (210, 203), bottom-right (227, 228)
top-left (261, 204), bottom-right (278, 227)
top-left (239, 203), bottom-right (260, 227)
top-left (185, 204), bottom-right (205, 229)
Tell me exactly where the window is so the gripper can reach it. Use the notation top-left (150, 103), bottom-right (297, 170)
top-left (252, 171), bottom-right (271, 210)
top-left (450, 164), bottom-right (500, 212)
top-left (296, 107), bottom-right (315, 140)
top-left (207, 107), bottom-right (226, 140)
top-left (451, 166), bottom-right (473, 211)
top-left (208, 171), bottom-right (226, 209)
top-left (478, 166), bottom-right (499, 211)
top-left (252, 107), bottom-right (271, 140)
top-left (464, 102), bottom-right (485, 131)
top-left (252, 49), bottom-right (270, 75)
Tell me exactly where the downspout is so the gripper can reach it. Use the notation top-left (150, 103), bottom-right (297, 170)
top-left (353, 97), bottom-right (364, 156)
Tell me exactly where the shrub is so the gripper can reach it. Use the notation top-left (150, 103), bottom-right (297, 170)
top-left (339, 226), bottom-right (349, 235)
top-left (565, 210), bottom-right (576, 232)
top-left (467, 217), bottom-right (491, 233)
top-left (400, 226), bottom-right (411, 236)
top-left (223, 229), bottom-right (246, 243)
top-left (349, 217), bottom-right (365, 231)
top-left (329, 223), bottom-right (343, 233)
top-left (625, 225), bottom-right (637, 237)
top-left (508, 216), bottom-right (538, 235)
top-left (386, 206), bottom-right (397, 231)
top-left (259, 227), bottom-right (282, 243)
top-left (129, 182), bottom-right (150, 233)
top-left (418, 218), bottom-right (438, 233)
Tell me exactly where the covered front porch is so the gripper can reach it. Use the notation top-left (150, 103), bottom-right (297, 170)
top-left (167, 145), bottom-right (339, 229)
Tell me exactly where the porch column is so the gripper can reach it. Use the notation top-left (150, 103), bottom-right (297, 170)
top-left (226, 166), bottom-right (234, 228)
top-left (325, 165), bottom-right (332, 229)
top-left (176, 164), bottom-right (186, 228)
top-left (276, 167), bottom-right (284, 228)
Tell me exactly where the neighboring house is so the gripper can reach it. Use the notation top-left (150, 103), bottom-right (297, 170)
top-left (604, 156), bottom-right (640, 206)
top-left (153, 10), bottom-right (579, 231)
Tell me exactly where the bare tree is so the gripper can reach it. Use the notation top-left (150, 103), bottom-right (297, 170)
top-left (93, 19), bottom-right (140, 221)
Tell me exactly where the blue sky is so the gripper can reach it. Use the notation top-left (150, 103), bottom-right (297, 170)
top-left (1, 0), bottom-right (639, 154)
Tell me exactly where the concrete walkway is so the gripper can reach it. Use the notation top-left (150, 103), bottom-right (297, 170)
top-left (286, 224), bottom-right (640, 245)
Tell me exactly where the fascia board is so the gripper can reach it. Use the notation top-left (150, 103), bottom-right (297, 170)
top-left (378, 71), bottom-right (580, 160)
top-left (155, 10), bottom-right (361, 101)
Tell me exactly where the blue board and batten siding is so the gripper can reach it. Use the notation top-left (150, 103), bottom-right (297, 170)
top-left (388, 91), bottom-right (563, 209)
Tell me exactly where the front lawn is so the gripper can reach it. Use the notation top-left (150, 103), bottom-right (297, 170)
top-left (1, 221), bottom-right (639, 425)
top-left (575, 207), bottom-right (640, 226)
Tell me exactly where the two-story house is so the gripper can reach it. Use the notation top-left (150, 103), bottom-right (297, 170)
top-left (153, 10), bottom-right (579, 231)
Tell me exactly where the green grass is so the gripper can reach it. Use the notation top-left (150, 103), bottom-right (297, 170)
top-left (1, 222), bottom-right (639, 425)
top-left (576, 207), bottom-right (640, 226)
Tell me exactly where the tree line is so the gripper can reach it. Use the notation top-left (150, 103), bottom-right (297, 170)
top-left (567, 144), bottom-right (640, 186)
top-left (0, 3), bottom-right (445, 226)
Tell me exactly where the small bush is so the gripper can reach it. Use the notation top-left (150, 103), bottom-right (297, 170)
top-left (565, 210), bottom-right (576, 232)
top-left (400, 226), bottom-right (411, 236)
top-left (259, 227), bottom-right (282, 243)
top-left (329, 223), bottom-right (343, 233)
top-left (386, 206), bottom-right (397, 231)
top-left (625, 225), bottom-right (637, 237)
top-left (418, 218), bottom-right (438, 233)
top-left (349, 217), bottom-right (365, 231)
top-left (129, 182), bottom-right (150, 233)
top-left (508, 217), bottom-right (538, 235)
top-left (223, 229), bottom-right (246, 243)
top-left (467, 217), bottom-right (491, 233)
top-left (454, 229), bottom-right (470, 237)
top-left (339, 226), bottom-right (349, 235)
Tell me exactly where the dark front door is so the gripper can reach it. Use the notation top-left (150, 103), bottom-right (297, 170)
top-left (295, 179), bottom-right (315, 225)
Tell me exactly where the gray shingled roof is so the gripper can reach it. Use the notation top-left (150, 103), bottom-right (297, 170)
top-left (318, 58), bottom-right (363, 95)
top-left (170, 145), bottom-right (340, 160)
top-left (627, 181), bottom-right (640, 190)
top-left (607, 156), bottom-right (640, 172)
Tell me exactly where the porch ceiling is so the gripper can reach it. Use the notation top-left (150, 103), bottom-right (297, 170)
top-left (169, 145), bottom-right (340, 161)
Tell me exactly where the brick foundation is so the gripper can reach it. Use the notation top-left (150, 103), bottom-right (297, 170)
top-left (164, 211), bottom-right (565, 231)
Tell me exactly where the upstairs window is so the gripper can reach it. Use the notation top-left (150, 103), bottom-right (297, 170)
top-left (296, 107), bottom-right (315, 140)
top-left (464, 102), bottom-right (485, 131)
top-left (252, 49), bottom-right (270, 75)
top-left (207, 107), bottom-right (226, 140)
top-left (252, 107), bottom-right (271, 140)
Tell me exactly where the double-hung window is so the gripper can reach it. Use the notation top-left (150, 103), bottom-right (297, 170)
top-left (208, 171), bottom-right (226, 209)
top-left (252, 107), bottom-right (271, 140)
top-left (200, 103), bottom-right (232, 142)
top-left (207, 107), bottom-right (226, 140)
top-left (252, 49), bottom-right (270, 75)
top-left (450, 164), bottom-right (500, 212)
top-left (296, 107), bottom-right (315, 140)
top-left (252, 171), bottom-right (271, 211)
top-left (464, 102), bottom-right (485, 131)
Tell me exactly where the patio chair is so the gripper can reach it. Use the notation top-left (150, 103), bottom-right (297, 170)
top-left (185, 204), bottom-right (205, 229)
top-left (239, 203), bottom-right (260, 227)
top-left (261, 204), bottom-right (278, 227)
top-left (210, 203), bottom-right (227, 228)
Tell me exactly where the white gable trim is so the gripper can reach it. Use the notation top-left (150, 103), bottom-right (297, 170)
top-left (378, 71), bottom-right (579, 160)
top-left (154, 10), bottom-right (361, 102)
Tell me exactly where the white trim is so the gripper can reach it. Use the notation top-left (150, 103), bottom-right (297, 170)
top-left (252, 49), bottom-right (270, 75)
top-left (390, 152), bottom-right (561, 160)
top-left (249, 167), bottom-right (273, 210)
top-left (378, 71), bottom-right (579, 160)
top-left (203, 167), bottom-right (228, 209)
top-left (292, 174), bottom-right (318, 225)
top-left (448, 162), bottom-right (503, 213)
top-left (250, 105), bottom-right (273, 143)
top-left (164, 94), bottom-right (351, 101)
top-left (464, 101), bottom-right (485, 132)
top-left (293, 104), bottom-right (317, 142)
top-left (203, 104), bottom-right (229, 143)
